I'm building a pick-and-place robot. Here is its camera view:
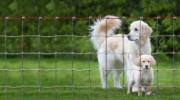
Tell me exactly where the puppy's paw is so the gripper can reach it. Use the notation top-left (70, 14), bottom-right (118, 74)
top-left (138, 92), bottom-right (142, 96)
top-left (146, 91), bottom-right (154, 96)
top-left (138, 93), bottom-right (142, 96)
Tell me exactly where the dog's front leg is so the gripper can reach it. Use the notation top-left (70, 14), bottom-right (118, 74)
top-left (145, 85), bottom-right (154, 96)
top-left (127, 81), bottom-right (133, 95)
top-left (138, 82), bottom-right (142, 96)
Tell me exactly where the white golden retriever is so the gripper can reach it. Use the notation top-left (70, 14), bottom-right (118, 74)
top-left (127, 55), bottom-right (156, 96)
top-left (90, 15), bottom-right (153, 89)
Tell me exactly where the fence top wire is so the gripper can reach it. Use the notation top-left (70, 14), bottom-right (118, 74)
top-left (0, 16), bottom-right (179, 20)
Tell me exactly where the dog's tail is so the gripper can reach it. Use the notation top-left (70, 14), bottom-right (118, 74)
top-left (90, 15), bottom-right (122, 50)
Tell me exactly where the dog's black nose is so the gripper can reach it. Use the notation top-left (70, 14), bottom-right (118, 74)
top-left (145, 65), bottom-right (148, 69)
top-left (127, 35), bottom-right (130, 39)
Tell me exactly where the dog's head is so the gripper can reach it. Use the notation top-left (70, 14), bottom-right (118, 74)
top-left (136, 55), bottom-right (156, 69)
top-left (127, 20), bottom-right (152, 41)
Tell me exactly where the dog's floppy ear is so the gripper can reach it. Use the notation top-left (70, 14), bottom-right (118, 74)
top-left (143, 25), bottom-right (153, 35)
top-left (136, 56), bottom-right (141, 66)
top-left (150, 56), bottom-right (156, 66)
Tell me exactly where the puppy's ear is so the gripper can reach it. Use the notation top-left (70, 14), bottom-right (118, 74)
top-left (150, 56), bottom-right (156, 66)
top-left (143, 25), bottom-right (153, 35)
top-left (136, 56), bottom-right (141, 66)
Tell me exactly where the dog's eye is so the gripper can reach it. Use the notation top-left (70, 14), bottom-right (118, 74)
top-left (148, 61), bottom-right (150, 63)
top-left (143, 61), bottom-right (145, 63)
top-left (134, 28), bottom-right (138, 31)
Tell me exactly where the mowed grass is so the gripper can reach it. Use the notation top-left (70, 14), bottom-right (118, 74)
top-left (0, 56), bottom-right (180, 100)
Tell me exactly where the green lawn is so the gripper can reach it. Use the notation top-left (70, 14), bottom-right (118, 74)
top-left (0, 57), bottom-right (180, 100)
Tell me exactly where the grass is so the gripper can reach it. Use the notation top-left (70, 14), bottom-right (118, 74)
top-left (0, 56), bottom-right (180, 100)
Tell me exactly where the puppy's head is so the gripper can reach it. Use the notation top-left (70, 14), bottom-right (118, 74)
top-left (136, 55), bottom-right (156, 69)
top-left (127, 20), bottom-right (153, 41)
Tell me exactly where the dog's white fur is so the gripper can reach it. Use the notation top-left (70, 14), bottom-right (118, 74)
top-left (90, 15), bottom-right (153, 89)
top-left (127, 55), bottom-right (156, 96)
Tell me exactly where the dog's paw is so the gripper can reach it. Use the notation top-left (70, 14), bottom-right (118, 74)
top-left (114, 85), bottom-right (123, 89)
top-left (102, 86), bottom-right (107, 89)
top-left (127, 91), bottom-right (131, 95)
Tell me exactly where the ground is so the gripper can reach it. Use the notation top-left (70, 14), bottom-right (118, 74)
top-left (0, 57), bottom-right (179, 100)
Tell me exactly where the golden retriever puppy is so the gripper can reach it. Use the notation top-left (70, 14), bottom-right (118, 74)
top-left (127, 55), bottom-right (156, 96)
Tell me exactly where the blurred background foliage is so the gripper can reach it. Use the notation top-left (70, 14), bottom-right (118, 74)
top-left (0, 0), bottom-right (179, 60)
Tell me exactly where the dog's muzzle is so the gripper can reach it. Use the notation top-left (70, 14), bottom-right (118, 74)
top-left (127, 35), bottom-right (134, 41)
top-left (127, 35), bottom-right (138, 41)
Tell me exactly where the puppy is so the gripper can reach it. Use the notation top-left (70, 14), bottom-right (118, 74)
top-left (127, 55), bottom-right (156, 96)
top-left (90, 15), bottom-right (153, 89)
